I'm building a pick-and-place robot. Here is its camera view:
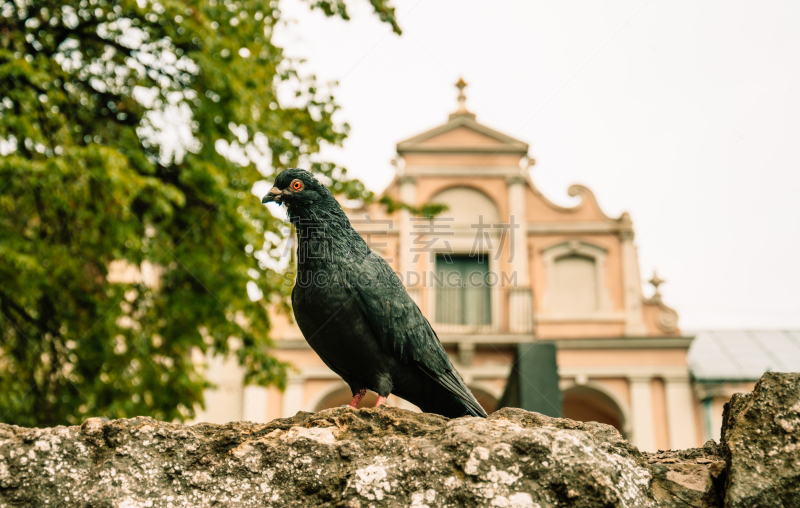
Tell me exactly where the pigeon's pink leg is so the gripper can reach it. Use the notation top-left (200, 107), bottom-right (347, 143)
top-left (349, 389), bottom-right (367, 408)
top-left (375, 395), bottom-right (387, 407)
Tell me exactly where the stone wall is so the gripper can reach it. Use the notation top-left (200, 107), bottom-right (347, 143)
top-left (0, 372), bottom-right (797, 507)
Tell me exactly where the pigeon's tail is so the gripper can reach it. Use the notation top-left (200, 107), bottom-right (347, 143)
top-left (421, 367), bottom-right (488, 418)
top-left (463, 403), bottom-right (488, 418)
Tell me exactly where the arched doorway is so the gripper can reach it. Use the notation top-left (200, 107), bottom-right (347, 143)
top-left (313, 384), bottom-right (500, 415)
top-left (314, 386), bottom-right (383, 411)
top-left (470, 386), bottom-right (500, 415)
top-left (562, 385), bottom-right (626, 435)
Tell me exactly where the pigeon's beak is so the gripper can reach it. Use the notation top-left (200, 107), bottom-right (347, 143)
top-left (262, 187), bottom-right (282, 204)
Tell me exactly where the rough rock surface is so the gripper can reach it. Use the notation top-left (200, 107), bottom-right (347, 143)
top-left (721, 372), bottom-right (800, 508)
top-left (0, 408), bottom-right (658, 508)
top-left (643, 442), bottom-right (726, 508)
top-left (0, 372), bottom-right (796, 508)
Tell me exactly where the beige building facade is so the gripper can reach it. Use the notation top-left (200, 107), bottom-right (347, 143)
top-left (195, 82), bottom-right (718, 452)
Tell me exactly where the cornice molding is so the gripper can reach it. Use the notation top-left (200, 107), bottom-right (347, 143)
top-left (526, 221), bottom-right (633, 235)
top-left (292, 363), bottom-right (691, 382)
top-left (274, 335), bottom-right (694, 350)
top-left (401, 166), bottom-right (525, 178)
top-left (549, 336), bottom-right (694, 349)
top-left (506, 175), bottom-right (528, 186)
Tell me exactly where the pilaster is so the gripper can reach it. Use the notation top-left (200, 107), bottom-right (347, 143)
top-left (242, 385), bottom-right (268, 423)
top-left (282, 376), bottom-right (304, 418)
top-left (629, 376), bottom-right (656, 452)
top-left (398, 175), bottom-right (419, 302)
top-left (620, 224), bottom-right (647, 336)
top-left (665, 375), bottom-right (699, 449)
top-left (507, 176), bottom-right (533, 333)
top-left (506, 176), bottom-right (530, 286)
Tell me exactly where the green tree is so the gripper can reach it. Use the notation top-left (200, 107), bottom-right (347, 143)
top-left (0, 0), bottom-right (401, 427)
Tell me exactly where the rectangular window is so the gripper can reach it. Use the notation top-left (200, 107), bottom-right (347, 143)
top-left (435, 254), bottom-right (491, 325)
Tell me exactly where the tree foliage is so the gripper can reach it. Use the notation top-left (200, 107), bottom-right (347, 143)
top-left (0, 0), bottom-right (399, 427)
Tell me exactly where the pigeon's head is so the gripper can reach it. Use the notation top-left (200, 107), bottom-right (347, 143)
top-left (261, 168), bottom-right (337, 216)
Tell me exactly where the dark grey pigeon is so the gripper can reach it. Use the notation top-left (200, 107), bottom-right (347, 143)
top-left (263, 168), bottom-right (487, 418)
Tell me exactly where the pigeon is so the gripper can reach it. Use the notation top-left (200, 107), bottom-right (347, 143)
top-left (263, 168), bottom-right (487, 418)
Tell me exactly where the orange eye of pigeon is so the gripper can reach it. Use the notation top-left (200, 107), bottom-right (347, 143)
top-left (291, 180), bottom-right (303, 191)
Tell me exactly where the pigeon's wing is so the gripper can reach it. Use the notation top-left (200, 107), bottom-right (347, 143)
top-left (345, 252), bottom-right (487, 417)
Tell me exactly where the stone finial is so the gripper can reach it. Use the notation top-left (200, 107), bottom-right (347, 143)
top-left (649, 270), bottom-right (665, 301)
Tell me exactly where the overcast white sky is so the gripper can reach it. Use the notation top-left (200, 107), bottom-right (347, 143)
top-left (273, 0), bottom-right (800, 330)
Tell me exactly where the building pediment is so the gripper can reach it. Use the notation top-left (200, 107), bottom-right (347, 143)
top-left (397, 113), bottom-right (529, 155)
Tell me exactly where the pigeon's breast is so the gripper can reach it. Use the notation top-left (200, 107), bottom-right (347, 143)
top-left (291, 272), bottom-right (372, 348)
top-left (291, 270), bottom-right (392, 385)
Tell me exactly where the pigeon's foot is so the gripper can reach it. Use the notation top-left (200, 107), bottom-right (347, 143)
top-left (375, 396), bottom-right (387, 407)
top-left (349, 389), bottom-right (367, 408)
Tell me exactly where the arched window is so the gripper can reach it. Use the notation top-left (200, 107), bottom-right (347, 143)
top-left (428, 187), bottom-right (500, 330)
top-left (429, 186), bottom-right (500, 226)
top-left (552, 255), bottom-right (598, 314)
top-left (541, 241), bottom-right (613, 317)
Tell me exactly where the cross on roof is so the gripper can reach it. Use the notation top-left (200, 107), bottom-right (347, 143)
top-left (452, 77), bottom-right (472, 118)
